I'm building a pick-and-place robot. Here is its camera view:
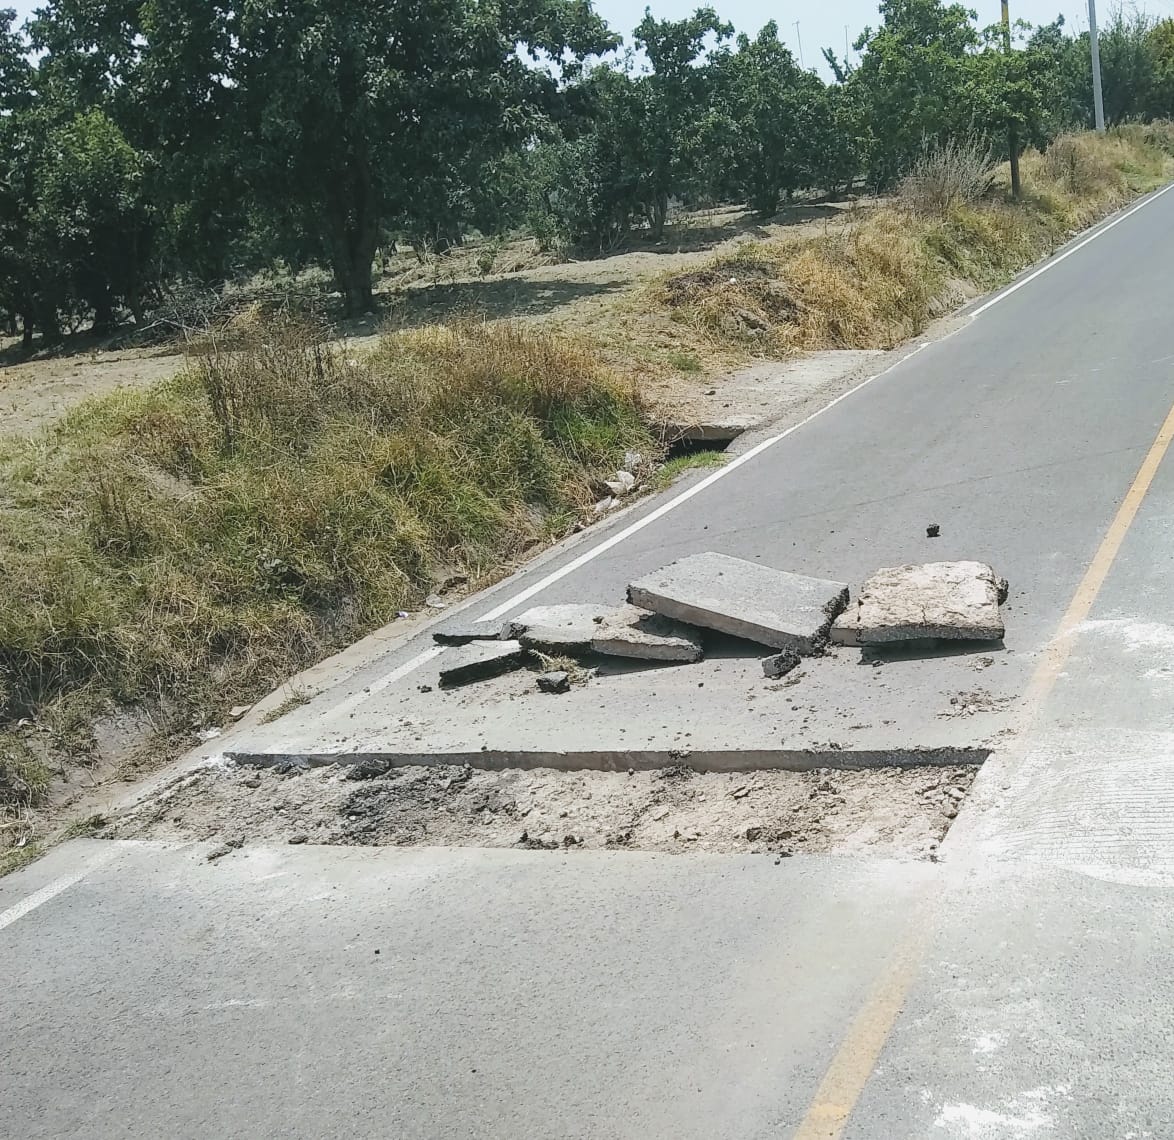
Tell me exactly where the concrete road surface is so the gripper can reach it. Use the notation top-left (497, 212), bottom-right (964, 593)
top-left (6, 183), bottom-right (1174, 1138)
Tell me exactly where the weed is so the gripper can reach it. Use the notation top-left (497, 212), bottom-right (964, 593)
top-left (665, 350), bottom-right (702, 373)
top-left (655, 129), bottom-right (1173, 357)
top-left (898, 137), bottom-right (996, 215)
top-left (653, 450), bottom-right (728, 489)
top-left (260, 691), bottom-right (315, 725)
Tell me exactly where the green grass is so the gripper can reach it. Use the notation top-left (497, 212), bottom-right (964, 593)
top-left (0, 318), bottom-right (656, 823)
top-left (653, 449), bottom-right (728, 490)
top-left (665, 350), bottom-right (702, 373)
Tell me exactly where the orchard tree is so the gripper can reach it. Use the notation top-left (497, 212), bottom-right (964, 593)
top-left (701, 23), bottom-right (829, 216)
top-left (228, 0), bottom-right (615, 313)
top-left (849, 0), bottom-right (980, 187)
top-left (632, 6), bottom-right (732, 235)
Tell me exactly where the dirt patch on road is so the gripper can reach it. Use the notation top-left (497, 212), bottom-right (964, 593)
top-left (110, 759), bottom-right (977, 859)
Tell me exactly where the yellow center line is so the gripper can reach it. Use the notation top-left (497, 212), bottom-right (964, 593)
top-left (791, 397), bottom-right (1174, 1140)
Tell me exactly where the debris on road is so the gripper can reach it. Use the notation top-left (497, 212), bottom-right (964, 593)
top-left (591, 606), bottom-right (704, 662)
top-left (841, 561), bottom-right (1006, 645)
top-left (627, 552), bottom-right (849, 652)
top-left (926, 523), bottom-right (941, 538)
top-left (431, 620), bottom-right (503, 646)
top-left (503, 603), bottom-right (623, 651)
top-left (438, 639), bottom-right (527, 688)
top-left (537, 671), bottom-right (571, 694)
top-left (761, 648), bottom-right (801, 679)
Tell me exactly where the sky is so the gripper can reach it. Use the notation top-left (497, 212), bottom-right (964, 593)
top-left (9, 0), bottom-right (1174, 80)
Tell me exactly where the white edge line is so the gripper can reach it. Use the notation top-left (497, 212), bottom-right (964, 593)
top-left (311, 339), bottom-right (932, 719)
top-left (0, 845), bottom-right (119, 932)
top-left (971, 181), bottom-right (1174, 317)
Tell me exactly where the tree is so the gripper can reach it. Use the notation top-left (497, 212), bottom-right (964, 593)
top-left (228, 0), bottom-right (614, 313)
top-left (631, 6), bottom-right (732, 235)
top-left (849, 0), bottom-right (980, 187)
top-left (700, 24), bottom-right (830, 216)
top-left (35, 108), bottom-right (154, 330)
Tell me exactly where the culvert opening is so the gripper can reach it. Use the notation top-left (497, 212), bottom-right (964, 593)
top-left (663, 432), bottom-right (739, 461)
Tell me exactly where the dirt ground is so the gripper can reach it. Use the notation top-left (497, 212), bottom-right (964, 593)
top-left (110, 758), bottom-right (977, 860)
top-left (0, 202), bottom-right (864, 437)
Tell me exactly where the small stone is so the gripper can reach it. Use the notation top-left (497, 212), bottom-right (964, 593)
top-left (418, 684), bottom-right (433, 693)
top-left (593, 497), bottom-right (616, 515)
top-left (288, 834), bottom-right (309, 845)
top-left (745, 826), bottom-right (763, 841)
top-left (623, 450), bottom-right (643, 470)
top-left (761, 648), bottom-right (800, 679)
top-left (926, 524), bottom-right (941, 538)
top-left (345, 757), bottom-right (394, 780)
top-left (537, 670), bottom-right (571, 694)
top-left (425, 594), bottom-right (448, 609)
top-left (229, 705), bottom-right (252, 720)
top-left (242, 776), bottom-right (262, 789)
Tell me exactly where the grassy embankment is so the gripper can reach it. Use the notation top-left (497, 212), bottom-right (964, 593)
top-left (650, 126), bottom-right (1174, 359)
top-left (1, 125), bottom-right (1171, 866)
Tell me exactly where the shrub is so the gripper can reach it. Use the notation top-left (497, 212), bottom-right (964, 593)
top-left (897, 137), bottom-right (996, 216)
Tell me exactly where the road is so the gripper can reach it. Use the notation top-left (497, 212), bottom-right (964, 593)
top-left (6, 183), bottom-right (1174, 1138)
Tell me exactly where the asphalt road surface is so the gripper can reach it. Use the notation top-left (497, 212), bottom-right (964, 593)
top-left (6, 183), bottom-right (1174, 1139)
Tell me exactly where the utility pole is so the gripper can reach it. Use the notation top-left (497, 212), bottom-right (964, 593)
top-left (794, 21), bottom-right (804, 69)
top-left (844, 25), bottom-right (850, 64)
top-left (1002, 0), bottom-right (1022, 199)
top-left (1088, 0), bottom-right (1106, 132)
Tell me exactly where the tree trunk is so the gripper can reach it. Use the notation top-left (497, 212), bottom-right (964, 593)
top-left (648, 194), bottom-right (669, 241)
top-left (329, 148), bottom-right (380, 317)
top-left (21, 310), bottom-right (33, 352)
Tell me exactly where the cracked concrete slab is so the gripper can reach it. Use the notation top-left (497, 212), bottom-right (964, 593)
top-left (850, 561), bottom-right (1005, 645)
top-left (502, 603), bottom-right (623, 651)
top-left (628, 552), bottom-right (848, 652)
top-left (437, 640), bottom-right (526, 688)
top-left (591, 606), bottom-right (703, 662)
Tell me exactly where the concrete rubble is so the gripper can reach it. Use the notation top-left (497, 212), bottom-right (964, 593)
top-left (628, 552), bottom-right (848, 652)
top-left (428, 553), bottom-right (1008, 695)
top-left (502, 603), bottom-right (628, 652)
top-left (432, 620), bottom-right (504, 646)
top-left (591, 605), bottom-right (703, 663)
top-left (536, 671), bottom-right (571, 694)
top-left (839, 561), bottom-right (1005, 645)
top-left (761, 649), bottom-right (801, 679)
top-left (438, 640), bottom-right (527, 688)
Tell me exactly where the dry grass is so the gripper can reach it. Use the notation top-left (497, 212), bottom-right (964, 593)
top-left (898, 137), bottom-right (996, 215)
top-left (0, 318), bottom-right (654, 828)
top-left (655, 128), bottom-right (1174, 357)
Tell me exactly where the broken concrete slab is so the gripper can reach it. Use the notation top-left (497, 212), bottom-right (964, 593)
top-left (431, 620), bottom-right (502, 646)
top-left (830, 606), bottom-right (862, 647)
top-left (502, 603), bottom-right (627, 651)
top-left (761, 649), bottom-right (800, 679)
top-left (628, 552), bottom-right (848, 652)
top-left (591, 605), bottom-right (703, 663)
top-left (855, 562), bottom-right (1005, 644)
top-left (438, 640), bottom-right (527, 688)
